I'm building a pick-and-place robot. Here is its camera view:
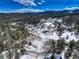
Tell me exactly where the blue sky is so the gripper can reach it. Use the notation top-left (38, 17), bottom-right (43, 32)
top-left (0, 0), bottom-right (79, 12)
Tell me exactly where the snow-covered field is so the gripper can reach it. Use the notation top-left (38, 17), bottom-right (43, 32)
top-left (2, 17), bottom-right (79, 59)
top-left (20, 18), bottom-right (79, 59)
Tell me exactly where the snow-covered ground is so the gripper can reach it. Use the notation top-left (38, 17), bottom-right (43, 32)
top-left (20, 18), bottom-right (79, 59)
top-left (2, 17), bottom-right (79, 59)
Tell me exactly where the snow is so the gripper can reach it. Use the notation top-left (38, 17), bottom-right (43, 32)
top-left (61, 31), bottom-right (79, 42)
top-left (61, 51), bottom-right (66, 59)
top-left (2, 17), bottom-right (79, 59)
top-left (39, 32), bottom-right (59, 40)
top-left (2, 51), bottom-right (8, 59)
top-left (20, 18), bottom-right (79, 59)
top-left (20, 55), bottom-right (34, 59)
top-left (44, 22), bottom-right (51, 26)
top-left (2, 51), bottom-right (8, 55)
top-left (10, 22), bottom-right (16, 25)
top-left (57, 19), bottom-right (62, 23)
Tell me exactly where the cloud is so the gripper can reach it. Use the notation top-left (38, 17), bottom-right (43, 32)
top-left (41, 0), bottom-right (45, 3)
top-left (37, 2), bottom-right (42, 5)
top-left (0, 8), bottom-right (45, 13)
top-left (15, 8), bottom-right (44, 13)
top-left (52, 7), bottom-right (79, 11)
top-left (13, 0), bottom-right (37, 6)
top-left (64, 7), bottom-right (79, 10)
top-left (37, 0), bottom-right (45, 5)
top-left (13, 0), bottom-right (46, 6)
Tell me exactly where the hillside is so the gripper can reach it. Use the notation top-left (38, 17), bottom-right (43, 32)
top-left (0, 10), bottom-right (79, 59)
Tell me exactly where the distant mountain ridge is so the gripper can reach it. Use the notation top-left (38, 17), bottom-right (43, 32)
top-left (35, 9), bottom-right (79, 14)
top-left (0, 9), bottom-right (79, 24)
top-left (1, 9), bottom-right (79, 14)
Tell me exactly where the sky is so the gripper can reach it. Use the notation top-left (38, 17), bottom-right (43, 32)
top-left (0, 0), bottom-right (79, 13)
